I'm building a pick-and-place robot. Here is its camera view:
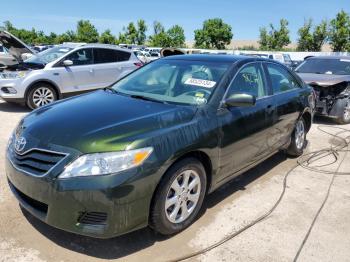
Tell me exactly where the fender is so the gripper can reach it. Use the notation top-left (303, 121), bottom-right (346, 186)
top-left (25, 79), bottom-right (62, 99)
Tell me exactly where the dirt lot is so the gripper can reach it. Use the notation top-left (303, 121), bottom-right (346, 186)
top-left (0, 100), bottom-right (349, 262)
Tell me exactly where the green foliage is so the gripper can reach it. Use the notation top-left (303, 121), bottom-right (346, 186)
top-left (136, 19), bottom-right (147, 45)
top-left (125, 22), bottom-right (138, 44)
top-left (194, 18), bottom-right (233, 49)
top-left (148, 22), bottom-right (186, 47)
top-left (329, 10), bottom-right (350, 51)
top-left (297, 19), bottom-right (328, 51)
top-left (76, 20), bottom-right (99, 43)
top-left (99, 29), bottom-right (116, 44)
top-left (259, 19), bottom-right (291, 50)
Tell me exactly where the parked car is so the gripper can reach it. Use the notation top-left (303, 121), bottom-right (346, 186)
top-left (0, 38), bottom-right (140, 109)
top-left (6, 55), bottom-right (313, 238)
top-left (33, 44), bottom-right (54, 53)
top-left (148, 51), bottom-right (160, 61)
top-left (268, 53), bottom-right (293, 68)
top-left (0, 31), bottom-right (36, 67)
top-left (295, 56), bottom-right (350, 124)
top-left (134, 50), bottom-right (151, 64)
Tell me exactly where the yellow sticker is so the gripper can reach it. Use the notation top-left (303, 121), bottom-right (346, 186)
top-left (195, 92), bottom-right (204, 97)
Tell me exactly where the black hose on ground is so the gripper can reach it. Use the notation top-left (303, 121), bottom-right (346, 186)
top-left (169, 125), bottom-right (350, 262)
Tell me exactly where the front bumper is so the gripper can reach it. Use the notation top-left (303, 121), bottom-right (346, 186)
top-left (0, 77), bottom-right (26, 100)
top-left (5, 156), bottom-right (160, 238)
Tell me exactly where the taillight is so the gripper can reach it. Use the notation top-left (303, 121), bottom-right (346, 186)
top-left (134, 62), bottom-right (143, 67)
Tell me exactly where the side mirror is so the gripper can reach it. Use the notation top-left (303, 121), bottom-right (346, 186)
top-left (63, 59), bottom-right (73, 66)
top-left (224, 93), bottom-right (256, 107)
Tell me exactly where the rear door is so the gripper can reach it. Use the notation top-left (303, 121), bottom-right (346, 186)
top-left (264, 63), bottom-right (303, 150)
top-left (217, 62), bottom-right (276, 180)
top-left (92, 48), bottom-right (135, 88)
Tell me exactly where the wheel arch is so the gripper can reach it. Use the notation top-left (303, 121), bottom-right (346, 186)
top-left (25, 79), bottom-right (62, 100)
top-left (149, 150), bottom-right (213, 220)
top-left (301, 110), bottom-right (312, 132)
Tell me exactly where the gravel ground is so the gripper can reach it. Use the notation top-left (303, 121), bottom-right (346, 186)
top-left (0, 100), bottom-right (349, 262)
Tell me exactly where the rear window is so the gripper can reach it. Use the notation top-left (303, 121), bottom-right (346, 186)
top-left (296, 58), bottom-right (350, 75)
top-left (93, 48), bottom-right (131, 64)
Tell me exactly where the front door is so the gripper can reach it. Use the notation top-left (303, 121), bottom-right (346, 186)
top-left (217, 62), bottom-right (275, 181)
top-left (51, 48), bottom-right (96, 93)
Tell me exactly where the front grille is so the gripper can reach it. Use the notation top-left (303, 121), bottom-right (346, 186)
top-left (9, 148), bottom-right (67, 177)
top-left (78, 212), bottom-right (108, 225)
top-left (9, 180), bottom-right (48, 214)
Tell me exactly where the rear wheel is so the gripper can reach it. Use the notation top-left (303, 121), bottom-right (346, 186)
top-left (26, 83), bottom-right (57, 109)
top-left (287, 118), bottom-right (306, 157)
top-left (335, 98), bottom-right (350, 124)
top-left (150, 158), bottom-right (207, 235)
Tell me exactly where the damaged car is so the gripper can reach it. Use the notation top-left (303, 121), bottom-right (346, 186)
top-left (296, 56), bottom-right (350, 124)
top-left (6, 55), bottom-right (313, 238)
top-left (0, 30), bottom-right (141, 109)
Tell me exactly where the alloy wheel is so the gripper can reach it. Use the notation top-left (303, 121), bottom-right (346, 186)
top-left (165, 169), bottom-right (201, 224)
top-left (295, 119), bottom-right (305, 150)
top-left (32, 87), bottom-right (55, 107)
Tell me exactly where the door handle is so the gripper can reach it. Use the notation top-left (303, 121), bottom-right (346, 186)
top-left (266, 105), bottom-right (274, 114)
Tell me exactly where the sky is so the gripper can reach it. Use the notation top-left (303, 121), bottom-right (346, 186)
top-left (1, 0), bottom-right (349, 41)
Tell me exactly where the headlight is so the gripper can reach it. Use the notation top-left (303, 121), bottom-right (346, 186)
top-left (0, 71), bottom-right (28, 79)
top-left (59, 147), bottom-right (153, 178)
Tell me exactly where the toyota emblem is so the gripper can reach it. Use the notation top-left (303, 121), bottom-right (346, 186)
top-left (14, 136), bottom-right (26, 153)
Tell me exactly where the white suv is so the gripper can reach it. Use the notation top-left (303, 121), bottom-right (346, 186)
top-left (0, 32), bottom-right (141, 109)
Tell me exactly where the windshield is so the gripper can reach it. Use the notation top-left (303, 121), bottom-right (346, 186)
top-left (296, 58), bottom-right (350, 75)
top-left (112, 59), bottom-right (230, 105)
top-left (25, 46), bottom-right (73, 64)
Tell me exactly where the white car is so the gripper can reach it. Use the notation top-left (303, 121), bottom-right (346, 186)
top-left (0, 32), bottom-right (141, 109)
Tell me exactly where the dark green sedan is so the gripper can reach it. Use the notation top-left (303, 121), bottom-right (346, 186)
top-left (6, 55), bottom-right (313, 238)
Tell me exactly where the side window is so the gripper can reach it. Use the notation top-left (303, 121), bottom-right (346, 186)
top-left (64, 49), bottom-right (93, 66)
top-left (93, 48), bottom-right (131, 64)
top-left (267, 63), bottom-right (301, 94)
top-left (227, 63), bottom-right (266, 98)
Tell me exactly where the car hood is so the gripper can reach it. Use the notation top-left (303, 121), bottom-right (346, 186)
top-left (0, 31), bottom-right (35, 63)
top-left (297, 73), bottom-right (350, 87)
top-left (19, 90), bottom-right (197, 154)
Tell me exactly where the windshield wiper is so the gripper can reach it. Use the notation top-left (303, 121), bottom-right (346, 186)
top-left (130, 94), bottom-right (167, 104)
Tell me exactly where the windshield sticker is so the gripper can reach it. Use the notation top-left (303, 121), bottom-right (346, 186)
top-left (340, 59), bottom-right (350, 63)
top-left (184, 78), bottom-right (216, 88)
top-left (195, 92), bottom-right (205, 98)
top-left (194, 97), bottom-right (207, 104)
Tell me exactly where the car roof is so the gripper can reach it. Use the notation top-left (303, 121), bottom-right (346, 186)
top-left (78, 43), bottom-right (133, 53)
top-left (162, 54), bottom-right (267, 63)
top-left (308, 56), bottom-right (350, 60)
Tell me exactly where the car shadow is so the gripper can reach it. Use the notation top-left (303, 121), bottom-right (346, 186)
top-left (313, 115), bottom-right (338, 126)
top-left (21, 152), bottom-right (288, 260)
top-left (0, 101), bottom-right (30, 113)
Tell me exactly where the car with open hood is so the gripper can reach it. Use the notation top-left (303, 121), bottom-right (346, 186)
top-left (0, 31), bottom-right (36, 67)
top-left (6, 55), bottom-right (313, 238)
top-left (0, 32), bottom-right (141, 109)
top-left (295, 56), bottom-right (350, 124)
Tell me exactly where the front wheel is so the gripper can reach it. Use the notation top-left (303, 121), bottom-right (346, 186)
top-left (336, 98), bottom-right (350, 124)
top-left (287, 118), bottom-right (306, 157)
top-left (150, 158), bottom-right (207, 235)
top-left (26, 83), bottom-right (57, 109)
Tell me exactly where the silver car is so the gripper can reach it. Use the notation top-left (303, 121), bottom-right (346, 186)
top-left (0, 32), bottom-right (141, 109)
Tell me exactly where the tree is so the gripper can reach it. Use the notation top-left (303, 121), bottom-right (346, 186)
top-left (99, 29), bottom-right (116, 44)
top-left (329, 10), bottom-right (350, 51)
top-left (167, 25), bottom-right (185, 47)
top-left (76, 20), bottom-right (99, 43)
top-left (297, 19), bottom-right (328, 51)
top-left (194, 18), bottom-right (233, 49)
top-left (56, 30), bottom-right (76, 43)
top-left (259, 19), bottom-right (291, 50)
top-left (149, 32), bottom-right (171, 47)
top-left (136, 19), bottom-right (147, 45)
top-left (153, 21), bottom-right (165, 35)
top-left (125, 22), bottom-right (138, 44)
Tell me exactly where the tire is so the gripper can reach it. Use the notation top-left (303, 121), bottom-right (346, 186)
top-left (150, 158), bottom-right (207, 235)
top-left (287, 117), bottom-right (306, 157)
top-left (26, 83), bottom-right (57, 109)
top-left (335, 98), bottom-right (350, 125)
